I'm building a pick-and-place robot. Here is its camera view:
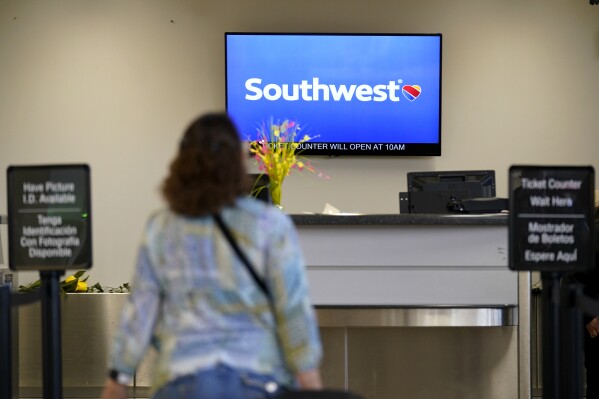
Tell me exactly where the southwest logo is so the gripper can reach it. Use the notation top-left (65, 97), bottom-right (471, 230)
top-left (402, 85), bottom-right (421, 101)
top-left (244, 78), bottom-right (422, 103)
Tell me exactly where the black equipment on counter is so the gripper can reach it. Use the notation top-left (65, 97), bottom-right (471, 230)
top-left (399, 170), bottom-right (507, 214)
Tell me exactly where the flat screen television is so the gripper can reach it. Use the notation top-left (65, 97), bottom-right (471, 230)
top-left (402, 170), bottom-right (497, 213)
top-left (225, 33), bottom-right (442, 156)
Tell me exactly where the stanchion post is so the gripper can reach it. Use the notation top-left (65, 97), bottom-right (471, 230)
top-left (6, 165), bottom-right (92, 399)
top-left (0, 286), bottom-right (12, 399)
top-left (561, 282), bottom-right (583, 399)
top-left (541, 272), bottom-right (562, 399)
top-left (40, 271), bottom-right (64, 399)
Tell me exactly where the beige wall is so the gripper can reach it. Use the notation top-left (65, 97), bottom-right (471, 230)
top-left (0, 0), bottom-right (598, 286)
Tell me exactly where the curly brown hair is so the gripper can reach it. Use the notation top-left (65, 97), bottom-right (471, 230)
top-left (162, 113), bottom-right (249, 216)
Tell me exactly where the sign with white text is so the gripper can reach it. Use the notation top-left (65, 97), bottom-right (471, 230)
top-left (7, 165), bottom-right (92, 271)
top-left (509, 165), bottom-right (594, 272)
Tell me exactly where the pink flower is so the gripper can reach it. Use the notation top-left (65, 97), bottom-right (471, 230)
top-left (248, 118), bottom-right (327, 186)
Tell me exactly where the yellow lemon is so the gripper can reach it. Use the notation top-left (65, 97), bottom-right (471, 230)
top-left (76, 281), bottom-right (87, 292)
top-left (65, 276), bottom-right (76, 283)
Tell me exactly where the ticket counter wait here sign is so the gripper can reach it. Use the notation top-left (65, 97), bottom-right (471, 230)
top-left (509, 165), bottom-right (594, 272)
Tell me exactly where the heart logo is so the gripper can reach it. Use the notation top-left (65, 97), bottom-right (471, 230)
top-left (402, 85), bottom-right (421, 101)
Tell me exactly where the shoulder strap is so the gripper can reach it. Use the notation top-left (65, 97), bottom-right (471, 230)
top-left (213, 213), bottom-right (299, 377)
top-left (212, 213), bottom-right (273, 303)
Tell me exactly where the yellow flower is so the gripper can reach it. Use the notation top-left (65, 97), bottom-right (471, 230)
top-left (65, 274), bottom-right (87, 292)
top-left (76, 281), bottom-right (87, 292)
top-left (249, 118), bottom-right (327, 206)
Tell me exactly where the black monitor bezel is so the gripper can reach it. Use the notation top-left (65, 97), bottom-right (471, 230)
top-left (225, 32), bottom-right (443, 157)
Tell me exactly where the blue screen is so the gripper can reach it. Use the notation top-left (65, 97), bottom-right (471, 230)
top-left (226, 33), bottom-right (442, 156)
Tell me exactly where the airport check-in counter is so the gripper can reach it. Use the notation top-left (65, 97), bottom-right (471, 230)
top-left (293, 214), bottom-right (529, 399)
top-left (18, 214), bottom-right (530, 399)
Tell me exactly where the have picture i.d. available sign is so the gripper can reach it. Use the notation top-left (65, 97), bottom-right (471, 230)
top-left (7, 164), bottom-right (92, 271)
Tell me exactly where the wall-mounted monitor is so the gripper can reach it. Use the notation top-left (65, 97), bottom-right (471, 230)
top-left (225, 33), bottom-right (442, 156)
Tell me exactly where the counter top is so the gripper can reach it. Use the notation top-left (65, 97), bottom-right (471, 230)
top-left (290, 213), bottom-right (508, 226)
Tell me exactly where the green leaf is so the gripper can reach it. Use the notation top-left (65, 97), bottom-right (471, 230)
top-left (61, 280), bottom-right (78, 292)
top-left (72, 270), bottom-right (86, 279)
top-left (18, 279), bottom-right (42, 292)
top-left (91, 282), bottom-right (104, 293)
top-left (16, 273), bottom-right (130, 294)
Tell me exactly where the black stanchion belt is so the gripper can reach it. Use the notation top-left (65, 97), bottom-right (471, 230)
top-left (11, 290), bottom-right (43, 306)
top-left (576, 293), bottom-right (599, 318)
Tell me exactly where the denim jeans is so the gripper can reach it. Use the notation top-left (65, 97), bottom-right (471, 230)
top-left (152, 364), bottom-right (282, 399)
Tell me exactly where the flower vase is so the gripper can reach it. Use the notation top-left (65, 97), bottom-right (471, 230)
top-left (269, 180), bottom-right (283, 209)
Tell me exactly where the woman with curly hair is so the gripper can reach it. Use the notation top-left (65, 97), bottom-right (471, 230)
top-left (102, 113), bottom-right (322, 399)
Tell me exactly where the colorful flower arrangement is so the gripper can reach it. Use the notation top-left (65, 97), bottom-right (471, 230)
top-left (249, 118), bottom-right (326, 206)
top-left (18, 270), bottom-right (130, 294)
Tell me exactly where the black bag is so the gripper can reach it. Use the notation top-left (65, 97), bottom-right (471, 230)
top-left (276, 389), bottom-right (364, 399)
top-left (213, 214), bottom-right (364, 399)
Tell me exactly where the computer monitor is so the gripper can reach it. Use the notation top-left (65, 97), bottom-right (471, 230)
top-left (226, 33), bottom-right (443, 156)
top-left (403, 170), bottom-right (496, 213)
